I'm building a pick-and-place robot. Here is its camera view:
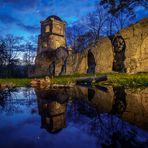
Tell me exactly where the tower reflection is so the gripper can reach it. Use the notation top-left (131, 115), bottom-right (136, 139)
top-left (40, 101), bottom-right (66, 133)
top-left (35, 88), bottom-right (69, 133)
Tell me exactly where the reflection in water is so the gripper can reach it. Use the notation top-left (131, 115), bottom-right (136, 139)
top-left (0, 86), bottom-right (148, 147)
top-left (35, 88), bottom-right (68, 133)
top-left (40, 101), bottom-right (66, 133)
top-left (34, 86), bottom-right (148, 147)
top-left (88, 88), bottom-right (95, 101)
top-left (0, 88), bottom-right (36, 113)
top-left (111, 87), bottom-right (127, 115)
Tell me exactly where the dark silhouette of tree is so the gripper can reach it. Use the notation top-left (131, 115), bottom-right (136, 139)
top-left (1, 35), bottom-right (24, 77)
top-left (85, 5), bottom-right (108, 39)
top-left (0, 42), bottom-right (7, 77)
top-left (100, 0), bottom-right (147, 16)
top-left (23, 41), bottom-right (36, 77)
top-left (99, 0), bottom-right (147, 35)
top-left (66, 24), bottom-right (85, 51)
top-left (0, 34), bottom-right (37, 78)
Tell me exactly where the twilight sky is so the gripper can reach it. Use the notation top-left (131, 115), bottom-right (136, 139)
top-left (0, 0), bottom-right (148, 38)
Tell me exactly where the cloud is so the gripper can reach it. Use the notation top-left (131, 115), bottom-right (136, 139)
top-left (0, 0), bottom-right (146, 38)
top-left (0, 14), bottom-right (39, 33)
top-left (1, 0), bottom-right (38, 11)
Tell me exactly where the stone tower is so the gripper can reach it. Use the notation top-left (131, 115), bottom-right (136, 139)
top-left (37, 15), bottom-right (66, 54)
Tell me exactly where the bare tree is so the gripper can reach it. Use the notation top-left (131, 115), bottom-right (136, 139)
top-left (66, 24), bottom-right (83, 45)
top-left (4, 34), bottom-right (24, 63)
top-left (100, 0), bottom-right (148, 17)
top-left (0, 35), bottom-right (25, 77)
top-left (0, 41), bottom-right (7, 77)
top-left (114, 11), bottom-right (135, 32)
top-left (85, 5), bottom-right (108, 40)
top-left (23, 41), bottom-right (36, 77)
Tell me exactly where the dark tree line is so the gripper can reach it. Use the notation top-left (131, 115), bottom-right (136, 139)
top-left (0, 35), bottom-right (37, 78)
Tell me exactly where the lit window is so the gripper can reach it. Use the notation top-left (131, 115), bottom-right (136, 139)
top-left (54, 24), bottom-right (62, 34)
top-left (45, 25), bottom-right (50, 32)
top-left (43, 42), bottom-right (47, 48)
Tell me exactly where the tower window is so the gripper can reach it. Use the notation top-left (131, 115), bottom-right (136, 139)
top-left (45, 25), bottom-right (50, 33)
top-left (54, 24), bottom-right (62, 34)
top-left (42, 42), bottom-right (47, 48)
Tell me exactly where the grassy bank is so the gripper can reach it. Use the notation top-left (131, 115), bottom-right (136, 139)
top-left (99, 73), bottom-right (148, 87)
top-left (0, 73), bottom-right (148, 87)
top-left (0, 78), bottom-right (31, 87)
top-left (53, 73), bottom-right (148, 87)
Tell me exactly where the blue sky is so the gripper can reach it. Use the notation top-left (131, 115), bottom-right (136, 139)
top-left (0, 0), bottom-right (147, 38)
top-left (0, 0), bottom-right (97, 37)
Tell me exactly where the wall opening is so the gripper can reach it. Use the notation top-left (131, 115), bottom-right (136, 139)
top-left (48, 61), bottom-right (55, 76)
top-left (112, 35), bottom-right (126, 72)
top-left (87, 49), bottom-right (96, 74)
top-left (88, 88), bottom-right (95, 101)
top-left (59, 59), bottom-right (67, 76)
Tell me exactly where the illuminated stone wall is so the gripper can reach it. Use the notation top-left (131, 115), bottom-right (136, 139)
top-left (37, 16), bottom-right (66, 54)
top-left (29, 17), bottom-right (148, 77)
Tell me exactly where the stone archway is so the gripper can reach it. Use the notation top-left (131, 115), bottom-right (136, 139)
top-left (87, 49), bottom-right (96, 74)
top-left (112, 35), bottom-right (126, 72)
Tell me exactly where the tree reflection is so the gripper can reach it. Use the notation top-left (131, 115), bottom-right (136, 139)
top-left (0, 88), bottom-right (36, 114)
top-left (65, 86), bottom-right (147, 147)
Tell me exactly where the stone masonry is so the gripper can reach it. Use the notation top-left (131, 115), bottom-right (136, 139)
top-left (29, 16), bottom-right (148, 77)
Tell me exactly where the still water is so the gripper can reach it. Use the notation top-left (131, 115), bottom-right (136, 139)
top-left (0, 86), bottom-right (148, 148)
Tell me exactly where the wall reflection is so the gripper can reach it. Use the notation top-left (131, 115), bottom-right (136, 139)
top-left (0, 86), bottom-right (147, 147)
top-left (34, 85), bottom-right (148, 132)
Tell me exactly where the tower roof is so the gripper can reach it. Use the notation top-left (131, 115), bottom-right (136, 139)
top-left (46, 15), bottom-right (63, 22)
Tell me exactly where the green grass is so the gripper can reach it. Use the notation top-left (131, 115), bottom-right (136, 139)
top-left (0, 73), bottom-right (148, 87)
top-left (0, 78), bottom-right (31, 87)
top-left (98, 73), bottom-right (148, 87)
top-left (53, 73), bottom-right (148, 87)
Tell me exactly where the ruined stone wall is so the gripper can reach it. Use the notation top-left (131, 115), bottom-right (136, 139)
top-left (120, 18), bottom-right (148, 73)
top-left (66, 52), bottom-right (87, 74)
top-left (32, 47), bottom-right (68, 77)
top-left (87, 38), bottom-right (113, 73)
top-left (30, 18), bottom-right (148, 77)
top-left (34, 51), bottom-right (55, 77)
top-left (66, 37), bottom-right (113, 74)
top-left (73, 18), bottom-right (148, 74)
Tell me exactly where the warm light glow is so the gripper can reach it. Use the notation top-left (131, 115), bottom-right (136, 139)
top-left (54, 24), bottom-right (62, 34)
top-left (55, 40), bottom-right (60, 48)
top-left (45, 25), bottom-right (50, 32)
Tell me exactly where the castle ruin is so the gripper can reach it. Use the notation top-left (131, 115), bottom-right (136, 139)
top-left (30, 16), bottom-right (148, 77)
top-left (37, 15), bottom-right (66, 54)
